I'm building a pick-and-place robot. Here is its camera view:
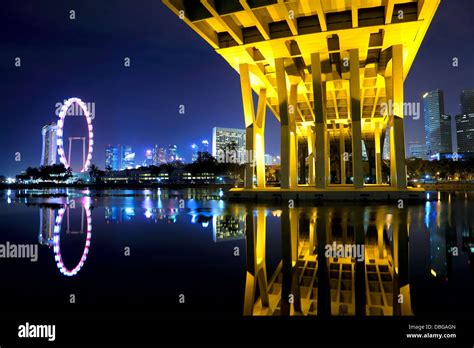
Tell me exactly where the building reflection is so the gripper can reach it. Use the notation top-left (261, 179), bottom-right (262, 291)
top-left (39, 207), bottom-right (56, 247)
top-left (243, 205), bottom-right (413, 316)
top-left (39, 198), bottom-right (93, 277)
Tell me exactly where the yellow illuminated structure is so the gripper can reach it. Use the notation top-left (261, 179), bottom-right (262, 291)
top-left (243, 205), bottom-right (413, 316)
top-left (163, 0), bottom-right (440, 199)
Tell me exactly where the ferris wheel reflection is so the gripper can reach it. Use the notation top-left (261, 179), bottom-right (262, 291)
top-left (39, 198), bottom-right (92, 277)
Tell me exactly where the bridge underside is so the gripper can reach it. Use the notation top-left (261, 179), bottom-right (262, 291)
top-left (163, 0), bottom-right (440, 194)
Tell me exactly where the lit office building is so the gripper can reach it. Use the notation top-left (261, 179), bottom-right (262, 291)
top-left (460, 89), bottom-right (474, 114)
top-left (105, 144), bottom-right (122, 171)
top-left (121, 145), bottom-right (135, 169)
top-left (191, 144), bottom-right (199, 162)
top-left (167, 144), bottom-right (178, 162)
top-left (143, 149), bottom-right (153, 166)
top-left (408, 142), bottom-right (428, 160)
top-left (201, 139), bottom-right (209, 153)
top-left (423, 90), bottom-right (452, 156)
top-left (212, 127), bottom-right (246, 163)
top-left (456, 113), bottom-right (474, 153)
top-left (152, 145), bottom-right (166, 166)
top-left (40, 123), bottom-right (58, 166)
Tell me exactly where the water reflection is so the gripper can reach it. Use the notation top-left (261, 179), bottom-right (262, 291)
top-left (245, 206), bottom-right (416, 316)
top-left (39, 198), bottom-right (92, 277)
top-left (25, 189), bottom-right (474, 314)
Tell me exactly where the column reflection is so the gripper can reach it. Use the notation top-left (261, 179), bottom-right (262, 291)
top-left (243, 205), bottom-right (412, 316)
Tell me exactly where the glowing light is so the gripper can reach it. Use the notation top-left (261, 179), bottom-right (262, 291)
top-left (53, 206), bottom-right (92, 277)
top-left (56, 97), bottom-right (94, 172)
top-left (144, 209), bottom-right (152, 219)
top-left (431, 269), bottom-right (437, 277)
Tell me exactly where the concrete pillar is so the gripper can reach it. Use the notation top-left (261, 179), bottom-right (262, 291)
top-left (339, 124), bottom-right (346, 184)
top-left (374, 123), bottom-right (382, 185)
top-left (306, 127), bottom-right (315, 185)
top-left (349, 49), bottom-right (364, 188)
top-left (390, 44), bottom-right (407, 189)
top-left (255, 89), bottom-right (267, 188)
top-left (245, 125), bottom-right (254, 188)
top-left (311, 52), bottom-right (327, 189)
top-left (276, 58), bottom-right (291, 189)
top-left (240, 64), bottom-right (256, 189)
top-left (289, 84), bottom-right (298, 188)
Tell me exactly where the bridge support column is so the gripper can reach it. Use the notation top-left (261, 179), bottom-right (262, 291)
top-left (374, 123), bottom-right (383, 185)
top-left (307, 126), bottom-right (315, 185)
top-left (389, 44), bottom-right (407, 189)
top-left (240, 64), bottom-right (266, 189)
top-left (339, 124), bottom-right (346, 184)
top-left (276, 58), bottom-right (292, 189)
top-left (350, 49), bottom-right (364, 189)
top-left (311, 52), bottom-right (328, 189)
top-left (289, 84), bottom-right (298, 188)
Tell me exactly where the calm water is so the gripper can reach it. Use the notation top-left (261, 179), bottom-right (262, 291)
top-left (0, 188), bottom-right (473, 318)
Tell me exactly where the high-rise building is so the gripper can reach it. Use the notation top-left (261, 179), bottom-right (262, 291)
top-left (152, 145), bottom-right (166, 166)
top-left (408, 142), bottom-right (428, 160)
top-left (201, 139), bottom-right (209, 153)
top-left (40, 123), bottom-right (58, 166)
top-left (167, 144), bottom-right (178, 162)
top-left (460, 89), bottom-right (474, 114)
top-left (143, 149), bottom-right (153, 166)
top-left (105, 144), bottom-right (122, 171)
top-left (212, 127), bottom-right (246, 163)
top-left (191, 144), bottom-right (199, 162)
top-left (423, 90), bottom-right (452, 156)
top-left (121, 145), bottom-right (135, 169)
top-left (456, 113), bottom-right (474, 153)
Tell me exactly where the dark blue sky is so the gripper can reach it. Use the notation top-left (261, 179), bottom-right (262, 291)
top-left (1, 0), bottom-right (473, 176)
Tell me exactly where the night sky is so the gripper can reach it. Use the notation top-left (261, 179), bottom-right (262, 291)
top-left (1, 0), bottom-right (473, 176)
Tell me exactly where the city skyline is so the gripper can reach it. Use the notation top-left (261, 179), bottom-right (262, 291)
top-left (2, 0), bottom-right (474, 177)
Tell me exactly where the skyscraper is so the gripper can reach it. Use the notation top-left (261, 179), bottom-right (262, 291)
top-left (460, 89), bottom-right (474, 114)
top-left (191, 144), bottom-right (199, 162)
top-left (152, 145), bottom-right (166, 166)
top-left (121, 146), bottom-right (135, 169)
top-left (408, 142), bottom-right (428, 160)
top-left (143, 149), bottom-right (153, 166)
top-left (167, 144), bottom-right (178, 162)
top-left (212, 127), bottom-right (246, 163)
top-left (456, 114), bottom-right (474, 153)
top-left (456, 89), bottom-right (474, 154)
top-left (423, 90), bottom-right (452, 156)
top-left (201, 139), bottom-right (209, 153)
top-left (105, 145), bottom-right (122, 170)
top-left (40, 123), bottom-right (58, 166)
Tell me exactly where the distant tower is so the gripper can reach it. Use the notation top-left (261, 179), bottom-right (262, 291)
top-left (41, 123), bottom-right (58, 166)
top-left (191, 144), bottom-right (199, 162)
top-left (143, 149), bottom-right (153, 166)
top-left (152, 145), bottom-right (167, 165)
top-left (201, 139), bottom-right (209, 153)
top-left (167, 144), bottom-right (178, 162)
top-left (105, 144), bottom-right (122, 170)
top-left (121, 146), bottom-right (135, 169)
top-left (456, 89), bottom-right (474, 154)
top-left (423, 90), bottom-right (452, 156)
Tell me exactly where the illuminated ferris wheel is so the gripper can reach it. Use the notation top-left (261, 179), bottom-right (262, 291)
top-left (56, 97), bottom-right (94, 172)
